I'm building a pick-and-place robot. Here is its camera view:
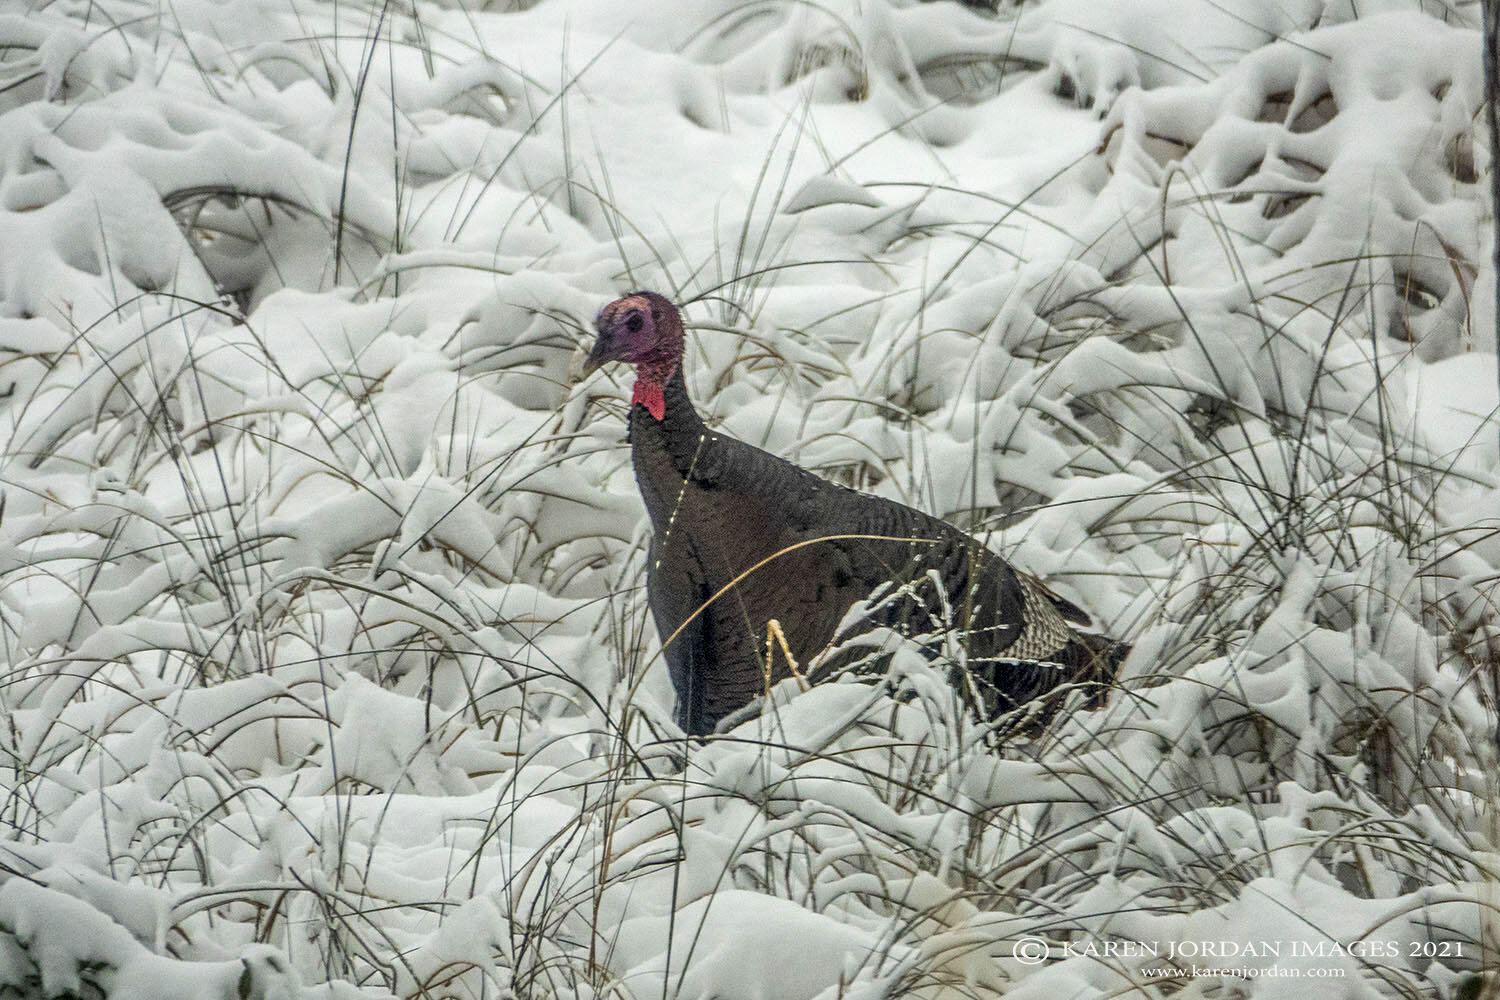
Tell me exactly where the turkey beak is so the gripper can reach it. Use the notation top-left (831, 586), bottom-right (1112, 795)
top-left (581, 333), bottom-right (615, 377)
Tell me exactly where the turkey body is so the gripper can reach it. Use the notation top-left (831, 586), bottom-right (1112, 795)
top-left (633, 368), bottom-right (1120, 736)
top-left (586, 290), bottom-right (1125, 737)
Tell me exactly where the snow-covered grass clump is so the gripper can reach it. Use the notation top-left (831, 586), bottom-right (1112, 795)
top-left (0, 1), bottom-right (1496, 998)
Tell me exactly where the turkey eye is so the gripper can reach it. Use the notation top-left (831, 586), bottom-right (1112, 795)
top-left (625, 313), bottom-right (644, 333)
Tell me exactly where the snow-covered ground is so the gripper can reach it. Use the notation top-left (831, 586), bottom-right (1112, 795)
top-left (0, 0), bottom-right (1496, 997)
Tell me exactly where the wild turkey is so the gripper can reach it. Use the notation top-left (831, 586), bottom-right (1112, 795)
top-left (584, 290), bottom-right (1128, 736)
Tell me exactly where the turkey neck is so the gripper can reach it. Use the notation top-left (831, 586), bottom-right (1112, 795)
top-left (629, 366), bottom-right (715, 529)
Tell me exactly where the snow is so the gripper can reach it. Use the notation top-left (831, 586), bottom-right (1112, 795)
top-left (0, 0), bottom-right (1495, 998)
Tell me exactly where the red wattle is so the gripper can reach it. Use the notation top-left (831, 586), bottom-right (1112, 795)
top-left (632, 381), bottom-right (665, 421)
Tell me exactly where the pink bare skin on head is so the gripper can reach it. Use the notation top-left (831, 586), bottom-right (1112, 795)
top-left (584, 291), bottom-right (685, 421)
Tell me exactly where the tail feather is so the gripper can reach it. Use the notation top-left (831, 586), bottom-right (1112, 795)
top-left (1053, 631), bottom-right (1130, 708)
top-left (1016, 569), bottom-right (1093, 625)
top-left (956, 630), bottom-right (1128, 723)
